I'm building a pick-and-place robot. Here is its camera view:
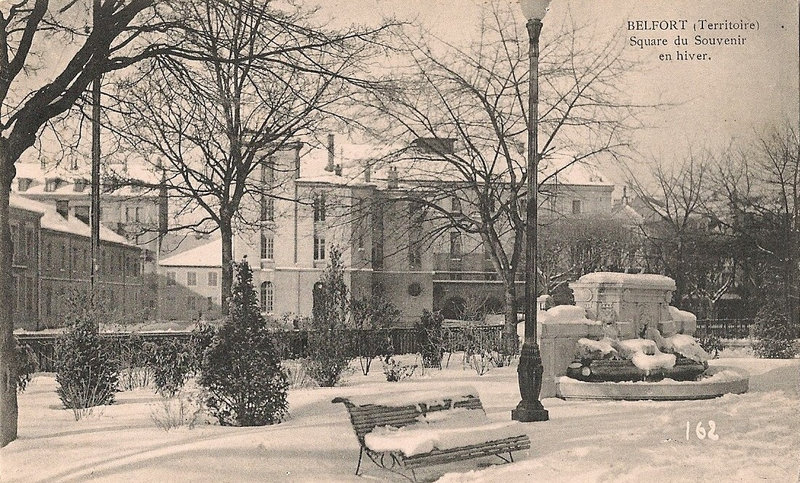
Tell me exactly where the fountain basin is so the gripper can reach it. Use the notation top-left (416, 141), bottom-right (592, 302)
top-left (556, 366), bottom-right (749, 401)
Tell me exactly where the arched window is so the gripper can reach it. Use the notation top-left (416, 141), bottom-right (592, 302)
top-left (260, 281), bottom-right (274, 313)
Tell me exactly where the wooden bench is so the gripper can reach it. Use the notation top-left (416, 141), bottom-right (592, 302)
top-left (332, 388), bottom-right (530, 481)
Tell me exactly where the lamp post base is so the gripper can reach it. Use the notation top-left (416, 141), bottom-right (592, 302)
top-left (512, 342), bottom-right (549, 422)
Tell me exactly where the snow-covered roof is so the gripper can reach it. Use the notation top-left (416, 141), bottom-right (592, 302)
top-left (14, 159), bottom-right (160, 197)
top-left (572, 272), bottom-right (676, 290)
top-left (159, 237), bottom-right (222, 267)
top-left (10, 193), bottom-right (133, 246)
top-left (294, 138), bottom-right (615, 192)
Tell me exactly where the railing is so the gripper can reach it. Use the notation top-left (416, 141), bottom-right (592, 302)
top-left (16, 325), bottom-right (505, 372)
top-left (695, 319), bottom-right (755, 339)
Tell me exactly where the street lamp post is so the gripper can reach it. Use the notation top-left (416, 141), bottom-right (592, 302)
top-left (512, 0), bottom-right (550, 423)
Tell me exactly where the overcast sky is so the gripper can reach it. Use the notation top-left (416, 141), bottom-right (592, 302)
top-left (313, 0), bottom-right (800, 166)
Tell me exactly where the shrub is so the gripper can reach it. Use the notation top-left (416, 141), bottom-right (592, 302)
top-left (697, 333), bottom-right (723, 359)
top-left (118, 334), bottom-right (151, 391)
top-left (415, 310), bottom-right (444, 369)
top-left (753, 301), bottom-right (798, 359)
top-left (382, 357), bottom-right (416, 382)
top-left (14, 339), bottom-right (38, 393)
top-left (55, 292), bottom-right (119, 417)
top-left (306, 247), bottom-right (352, 386)
top-left (282, 360), bottom-right (315, 389)
top-left (350, 296), bottom-right (399, 375)
top-left (150, 390), bottom-right (203, 431)
top-left (199, 260), bottom-right (288, 426)
top-left (148, 339), bottom-right (196, 397)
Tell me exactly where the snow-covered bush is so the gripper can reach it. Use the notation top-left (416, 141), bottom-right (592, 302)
top-left (350, 296), bottom-right (399, 375)
top-left (282, 360), bottom-right (315, 388)
top-left (416, 310), bottom-right (445, 369)
top-left (382, 357), bottom-right (416, 382)
top-left (118, 334), bottom-right (151, 391)
top-left (149, 390), bottom-right (203, 431)
top-left (199, 260), bottom-right (288, 426)
top-left (306, 247), bottom-right (352, 387)
top-left (55, 292), bottom-right (119, 418)
top-left (752, 301), bottom-right (798, 359)
top-left (14, 338), bottom-right (38, 393)
top-left (147, 339), bottom-right (196, 397)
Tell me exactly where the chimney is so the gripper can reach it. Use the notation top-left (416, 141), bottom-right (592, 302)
top-left (73, 178), bottom-right (87, 192)
top-left (56, 200), bottom-right (69, 219)
top-left (387, 167), bottom-right (398, 189)
top-left (326, 134), bottom-right (335, 172)
top-left (364, 162), bottom-right (371, 183)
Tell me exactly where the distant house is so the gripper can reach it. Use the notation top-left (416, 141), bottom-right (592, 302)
top-left (10, 193), bottom-right (144, 330)
top-left (155, 137), bottom-right (624, 325)
top-left (158, 238), bottom-right (224, 321)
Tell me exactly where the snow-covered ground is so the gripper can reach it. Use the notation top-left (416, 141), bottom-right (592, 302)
top-left (1, 355), bottom-right (798, 482)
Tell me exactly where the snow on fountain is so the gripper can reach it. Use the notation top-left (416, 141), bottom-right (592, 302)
top-left (541, 272), bottom-right (749, 400)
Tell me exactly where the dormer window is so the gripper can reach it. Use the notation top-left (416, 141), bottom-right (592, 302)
top-left (17, 178), bottom-right (32, 191)
top-left (44, 178), bottom-right (61, 192)
top-left (73, 178), bottom-right (88, 192)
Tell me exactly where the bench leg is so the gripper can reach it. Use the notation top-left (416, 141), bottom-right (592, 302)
top-left (509, 451), bottom-right (514, 463)
top-left (355, 447), bottom-right (364, 475)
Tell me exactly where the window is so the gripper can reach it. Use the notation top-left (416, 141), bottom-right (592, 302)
top-left (261, 233), bottom-right (274, 260)
top-left (313, 235), bottom-right (325, 261)
top-left (125, 207), bottom-right (133, 222)
top-left (187, 271), bottom-right (197, 286)
top-left (208, 271), bottom-right (218, 287)
top-left (135, 207), bottom-right (142, 222)
top-left (449, 232), bottom-right (462, 259)
top-left (26, 228), bottom-right (34, 260)
top-left (260, 281), bottom-right (274, 313)
top-left (313, 193), bottom-right (326, 222)
top-left (409, 242), bottom-right (422, 270)
top-left (187, 296), bottom-right (195, 310)
top-left (261, 196), bottom-right (275, 222)
top-left (10, 225), bottom-right (18, 264)
top-left (61, 244), bottom-right (67, 270)
top-left (451, 196), bottom-right (461, 213)
top-left (166, 271), bottom-right (176, 286)
top-left (572, 200), bottom-right (582, 214)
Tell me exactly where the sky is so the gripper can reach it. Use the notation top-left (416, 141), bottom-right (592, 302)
top-left (312, 0), bottom-right (800, 169)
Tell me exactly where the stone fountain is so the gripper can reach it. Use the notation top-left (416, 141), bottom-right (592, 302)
top-left (535, 272), bottom-right (749, 400)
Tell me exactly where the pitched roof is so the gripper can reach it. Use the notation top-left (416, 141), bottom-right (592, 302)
top-left (10, 193), bottom-right (133, 246)
top-left (159, 237), bottom-right (222, 267)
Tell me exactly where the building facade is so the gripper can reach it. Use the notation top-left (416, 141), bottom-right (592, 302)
top-left (158, 138), bottom-right (621, 325)
top-left (10, 193), bottom-right (144, 330)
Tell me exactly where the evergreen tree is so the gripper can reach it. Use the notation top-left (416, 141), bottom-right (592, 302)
top-left (55, 292), bottom-right (119, 410)
top-left (306, 247), bottom-right (352, 386)
top-left (199, 259), bottom-right (288, 426)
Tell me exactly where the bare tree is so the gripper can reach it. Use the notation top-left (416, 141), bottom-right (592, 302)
top-left (111, 0), bottom-right (398, 311)
top-left (364, 4), bottom-right (641, 353)
top-left (627, 153), bottom-right (721, 305)
top-left (0, 0), bottom-right (176, 448)
top-left (711, 124), bottom-right (799, 323)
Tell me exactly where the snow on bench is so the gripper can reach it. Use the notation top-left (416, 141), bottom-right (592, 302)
top-left (332, 387), bottom-right (531, 481)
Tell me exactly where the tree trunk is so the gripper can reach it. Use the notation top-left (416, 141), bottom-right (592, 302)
top-left (220, 219), bottom-right (233, 315)
top-left (0, 145), bottom-right (18, 447)
top-left (501, 282), bottom-right (518, 356)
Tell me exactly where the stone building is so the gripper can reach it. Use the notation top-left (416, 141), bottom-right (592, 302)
top-left (158, 137), bottom-right (620, 325)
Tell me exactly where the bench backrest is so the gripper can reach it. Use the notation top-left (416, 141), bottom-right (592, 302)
top-left (333, 395), bottom-right (484, 444)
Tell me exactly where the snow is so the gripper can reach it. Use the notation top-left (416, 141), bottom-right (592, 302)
top-left (615, 338), bottom-right (659, 357)
top-left (11, 193), bottom-right (133, 246)
top-left (364, 409), bottom-right (525, 456)
top-left (159, 237), bottom-right (223, 267)
top-left (1, 354), bottom-right (798, 482)
top-left (574, 272), bottom-right (676, 289)
top-left (630, 351), bottom-right (676, 373)
top-left (668, 306), bottom-right (697, 324)
top-left (346, 386), bottom-right (476, 408)
top-left (576, 337), bottom-right (617, 358)
top-left (544, 305), bottom-right (592, 323)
